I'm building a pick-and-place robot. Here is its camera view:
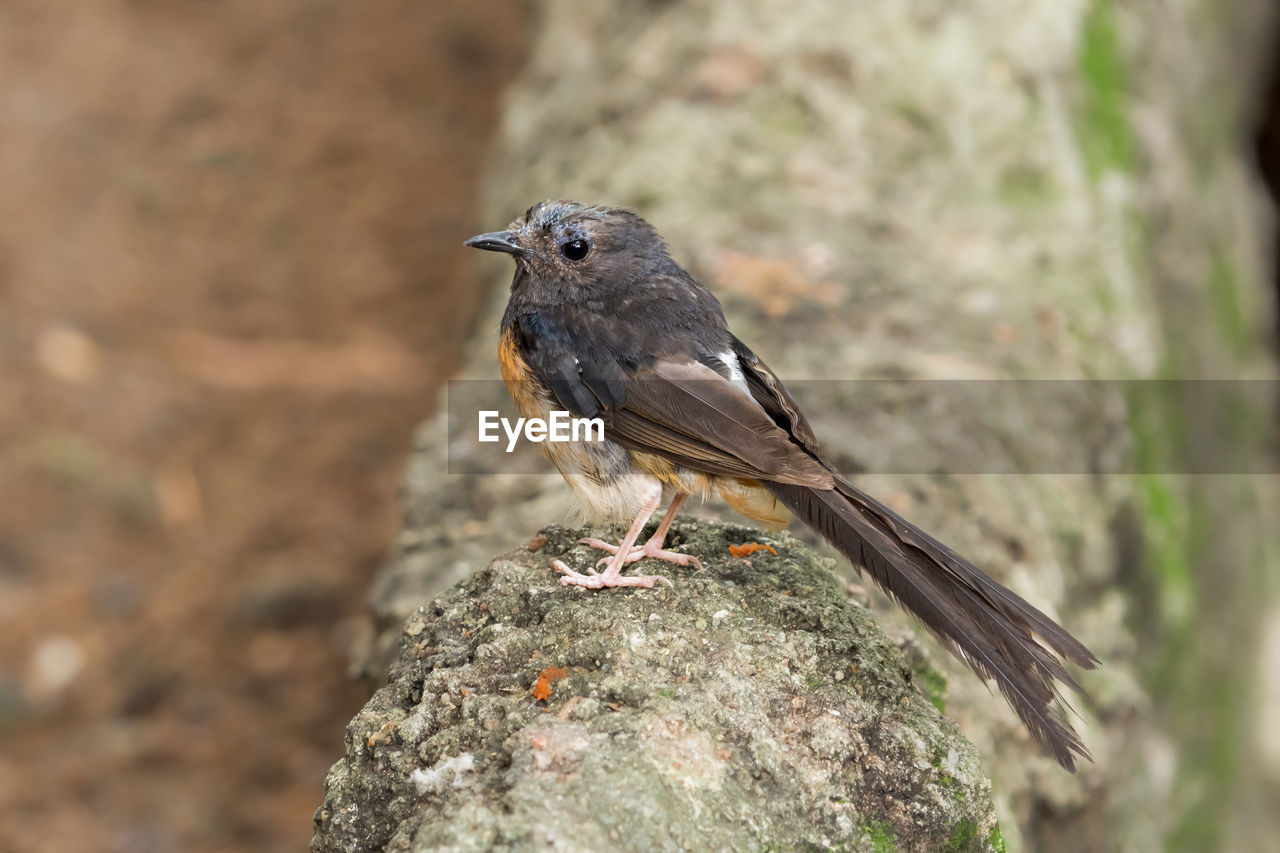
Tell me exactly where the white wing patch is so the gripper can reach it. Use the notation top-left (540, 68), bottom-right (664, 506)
top-left (718, 350), bottom-right (746, 382)
top-left (717, 350), bottom-right (752, 397)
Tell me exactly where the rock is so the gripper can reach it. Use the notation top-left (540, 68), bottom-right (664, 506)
top-left (313, 521), bottom-right (1000, 852)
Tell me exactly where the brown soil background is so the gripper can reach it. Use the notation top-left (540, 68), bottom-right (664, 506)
top-left (0, 3), bottom-right (526, 851)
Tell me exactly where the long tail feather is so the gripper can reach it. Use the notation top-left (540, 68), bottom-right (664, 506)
top-left (767, 479), bottom-right (1096, 770)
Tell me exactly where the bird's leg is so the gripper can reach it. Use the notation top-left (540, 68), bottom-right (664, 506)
top-left (553, 486), bottom-right (675, 589)
top-left (579, 493), bottom-right (701, 569)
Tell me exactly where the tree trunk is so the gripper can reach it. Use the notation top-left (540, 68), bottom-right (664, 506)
top-left (363, 1), bottom-right (1279, 849)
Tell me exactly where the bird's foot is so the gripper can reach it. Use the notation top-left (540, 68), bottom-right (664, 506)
top-left (578, 537), bottom-right (701, 570)
top-left (551, 559), bottom-right (673, 590)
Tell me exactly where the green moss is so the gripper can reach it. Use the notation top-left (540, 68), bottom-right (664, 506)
top-left (857, 819), bottom-right (898, 853)
top-left (1135, 471), bottom-right (1192, 624)
top-left (1209, 249), bottom-right (1247, 355)
top-left (913, 662), bottom-right (948, 714)
top-left (944, 820), bottom-right (978, 851)
top-left (1076, 0), bottom-right (1133, 177)
top-left (987, 825), bottom-right (1007, 853)
top-left (1127, 372), bottom-right (1260, 850)
top-left (1126, 382), bottom-right (1193, 635)
top-left (935, 773), bottom-right (967, 801)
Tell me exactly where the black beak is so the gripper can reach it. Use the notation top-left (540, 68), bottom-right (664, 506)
top-left (464, 230), bottom-right (523, 256)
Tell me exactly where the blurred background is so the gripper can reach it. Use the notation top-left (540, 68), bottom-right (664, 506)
top-left (0, 2), bottom-right (525, 851)
top-left (1, 2), bottom-right (1278, 852)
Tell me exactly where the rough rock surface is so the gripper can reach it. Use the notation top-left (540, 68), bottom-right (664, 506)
top-left (317, 521), bottom-right (1002, 852)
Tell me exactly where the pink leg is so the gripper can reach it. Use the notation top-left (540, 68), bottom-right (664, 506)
top-left (552, 486), bottom-right (676, 589)
top-left (579, 493), bottom-right (701, 570)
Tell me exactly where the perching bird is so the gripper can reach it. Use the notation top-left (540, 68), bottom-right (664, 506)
top-left (465, 200), bottom-right (1097, 770)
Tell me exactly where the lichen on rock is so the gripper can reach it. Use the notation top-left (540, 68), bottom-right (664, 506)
top-left (313, 520), bottom-right (1000, 852)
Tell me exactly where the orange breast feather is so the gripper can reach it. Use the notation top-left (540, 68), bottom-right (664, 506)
top-left (498, 328), bottom-right (550, 421)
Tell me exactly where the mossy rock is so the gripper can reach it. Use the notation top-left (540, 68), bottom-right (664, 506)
top-left (313, 520), bottom-right (999, 852)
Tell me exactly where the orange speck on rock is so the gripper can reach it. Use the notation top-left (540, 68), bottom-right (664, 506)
top-left (531, 666), bottom-right (568, 701)
top-left (729, 542), bottom-right (777, 558)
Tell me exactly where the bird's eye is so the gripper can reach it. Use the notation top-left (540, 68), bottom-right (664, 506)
top-left (560, 239), bottom-right (590, 261)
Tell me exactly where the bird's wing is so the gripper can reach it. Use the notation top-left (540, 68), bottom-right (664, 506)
top-left (728, 335), bottom-right (830, 462)
top-left (520, 336), bottom-right (832, 488)
top-left (608, 358), bottom-right (834, 488)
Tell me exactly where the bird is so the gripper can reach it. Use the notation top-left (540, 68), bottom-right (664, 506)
top-left (465, 200), bottom-right (1098, 770)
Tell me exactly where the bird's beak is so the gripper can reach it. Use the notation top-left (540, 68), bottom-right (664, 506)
top-left (464, 230), bottom-right (523, 256)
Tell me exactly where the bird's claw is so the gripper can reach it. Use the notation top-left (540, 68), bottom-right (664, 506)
top-left (579, 537), bottom-right (699, 569)
top-left (552, 559), bottom-right (671, 590)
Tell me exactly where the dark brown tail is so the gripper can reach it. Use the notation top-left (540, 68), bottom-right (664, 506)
top-left (767, 477), bottom-right (1098, 770)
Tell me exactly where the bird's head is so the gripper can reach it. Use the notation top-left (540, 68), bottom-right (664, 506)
top-left (464, 200), bottom-right (673, 291)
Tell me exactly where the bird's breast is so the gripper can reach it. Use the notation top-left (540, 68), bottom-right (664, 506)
top-left (499, 327), bottom-right (650, 522)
